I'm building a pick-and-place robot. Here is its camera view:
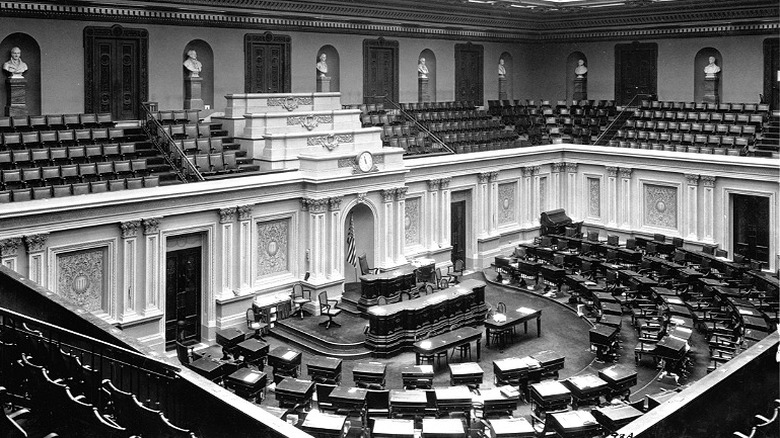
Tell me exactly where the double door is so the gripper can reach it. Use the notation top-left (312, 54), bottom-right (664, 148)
top-left (363, 39), bottom-right (398, 104)
top-left (165, 247), bottom-right (202, 349)
top-left (615, 43), bottom-right (657, 105)
top-left (244, 33), bottom-right (291, 93)
top-left (455, 44), bottom-right (484, 104)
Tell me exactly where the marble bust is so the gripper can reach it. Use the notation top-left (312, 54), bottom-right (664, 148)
top-left (316, 53), bottom-right (328, 78)
top-left (498, 58), bottom-right (506, 78)
top-left (704, 56), bottom-right (720, 78)
top-left (417, 57), bottom-right (428, 79)
top-left (183, 50), bottom-right (202, 77)
top-left (575, 59), bottom-right (588, 78)
top-left (3, 47), bottom-right (28, 78)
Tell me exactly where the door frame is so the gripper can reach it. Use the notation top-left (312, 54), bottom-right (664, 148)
top-left (454, 42), bottom-right (484, 104)
top-left (725, 188), bottom-right (775, 267)
top-left (614, 42), bottom-right (657, 105)
top-left (362, 37), bottom-right (399, 104)
top-left (451, 200), bottom-right (467, 265)
top-left (165, 246), bottom-right (202, 349)
top-left (83, 24), bottom-right (148, 119)
top-left (244, 32), bottom-right (291, 94)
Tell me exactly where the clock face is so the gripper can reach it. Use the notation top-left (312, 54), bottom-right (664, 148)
top-left (357, 151), bottom-right (374, 172)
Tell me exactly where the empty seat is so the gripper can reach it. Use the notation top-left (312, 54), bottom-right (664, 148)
top-left (90, 180), bottom-right (109, 193)
top-left (143, 175), bottom-right (159, 187)
top-left (108, 179), bottom-right (126, 191)
top-left (33, 186), bottom-right (52, 199)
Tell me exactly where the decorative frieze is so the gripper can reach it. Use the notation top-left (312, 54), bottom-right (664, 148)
top-left (287, 114), bottom-right (332, 131)
top-left (24, 234), bottom-right (48, 253)
top-left (267, 96), bottom-right (312, 111)
top-left (219, 207), bottom-right (237, 224)
top-left (119, 220), bottom-right (141, 238)
top-left (302, 198), bottom-right (329, 213)
top-left (307, 133), bottom-right (354, 151)
top-left (142, 218), bottom-right (160, 235)
top-left (619, 167), bottom-right (633, 179)
top-left (0, 238), bottom-right (22, 258)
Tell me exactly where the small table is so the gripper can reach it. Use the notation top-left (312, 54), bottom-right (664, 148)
top-left (449, 362), bottom-right (484, 387)
top-left (307, 356), bottom-right (342, 384)
top-left (389, 389), bottom-right (427, 419)
top-left (529, 380), bottom-right (571, 415)
top-left (487, 417), bottom-right (535, 438)
top-left (372, 418), bottom-right (415, 438)
top-left (353, 362), bottom-right (387, 388)
top-left (401, 364), bottom-right (434, 389)
top-left (275, 377), bottom-right (315, 409)
top-left (413, 327), bottom-right (482, 365)
top-left (485, 306), bottom-right (542, 348)
top-left (235, 338), bottom-right (269, 366)
top-left (598, 364), bottom-right (637, 400)
top-left (268, 346), bottom-right (302, 383)
top-left (224, 367), bottom-right (267, 402)
top-left (592, 404), bottom-right (643, 432)
top-left (434, 385), bottom-right (473, 416)
top-left (300, 410), bottom-right (348, 438)
top-left (547, 410), bottom-right (601, 438)
top-left (563, 373), bottom-right (610, 407)
top-left (422, 418), bottom-right (466, 438)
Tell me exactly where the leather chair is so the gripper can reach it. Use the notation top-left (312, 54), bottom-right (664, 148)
top-left (318, 291), bottom-right (341, 329)
top-left (246, 307), bottom-right (268, 339)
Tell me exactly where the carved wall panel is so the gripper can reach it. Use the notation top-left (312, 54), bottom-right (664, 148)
top-left (498, 182), bottom-right (516, 225)
top-left (539, 176), bottom-right (547, 212)
top-left (56, 248), bottom-right (106, 313)
top-left (588, 177), bottom-right (601, 218)
top-left (644, 184), bottom-right (678, 229)
top-left (256, 218), bottom-right (290, 277)
top-left (405, 197), bottom-right (421, 246)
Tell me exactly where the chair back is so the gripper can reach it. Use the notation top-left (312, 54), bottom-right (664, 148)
top-left (175, 340), bottom-right (193, 364)
top-left (454, 259), bottom-right (464, 272)
top-left (316, 383), bottom-right (337, 411)
top-left (318, 291), bottom-right (330, 312)
top-left (366, 389), bottom-right (390, 411)
top-left (358, 254), bottom-right (370, 275)
top-left (246, 308), bottom-right (257, 326)
top-left (496, 302), bottom-right (507, 314)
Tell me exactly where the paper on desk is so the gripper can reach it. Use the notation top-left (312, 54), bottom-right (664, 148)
top-left (516, 306), bottom-right (535, 314)
top-left (282, 350), bottom-right (297, 360)
top-left (242, 372), bottom-right (261, 383)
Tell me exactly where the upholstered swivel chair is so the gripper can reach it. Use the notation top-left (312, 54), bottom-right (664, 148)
top-left (446, 259), bottom-right (465, 284)
top-left (358, 254), bottom-right (378, 275)
top-left (291, 283), bottom-right (312, 319)
top-left (246, 307), bottom-right (268, 339)
top-left (318, 291), bottom-right (341, 329)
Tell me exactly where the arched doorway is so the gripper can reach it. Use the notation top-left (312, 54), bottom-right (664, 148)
top-left (344, 203), bottom-right (375, 284)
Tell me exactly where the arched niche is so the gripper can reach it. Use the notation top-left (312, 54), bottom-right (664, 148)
top-left (499, 52), bottom-right (513, 100)
top-left (694, 48), bottom-right (722, 103)
top-left (0, 33), bottom-right (41, 115)
top-left (566, 51), bottom-right (587, 103)
top-left (419, 49), bottom-right (437, 101)
top-left (316, 45), bottom-right (340, 92)
top-left (183, 40), bottom-right (214, 109)
top-left (344, 203), bottom-right (375, 284)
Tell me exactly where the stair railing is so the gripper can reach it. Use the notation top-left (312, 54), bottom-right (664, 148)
top-left (592, 93), bottom-right (652, 146)
top-left (380, 96), bottom-right (455, 155)
top-left (141, 104), bottom-right (204, 182)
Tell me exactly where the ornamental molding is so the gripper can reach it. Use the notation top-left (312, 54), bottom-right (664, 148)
top-left (619, 168), bottom-right (633, 179)
top-left (356, 192), bottom-right (368, 204)
top-left (439, 177), bottom-right (451, 189)
top-left (288, 114), bottom-right (332, 131)
top-left (337, 154), bottom-right (383, 174)
top-left (119, 220), bottom-right (141, 239)
top-left (565, 163), bottom-right (578, 173)
top-left (381, 189), bottom-right (396, 203)
top-left (521, 167), bottom-right (532, 177)
top-left (427, 179), bottom-right (441, 191)
top-left (395, 187), bottom-right (408, 201)
top-left (301, 198), bottom-right (329, 213)
top-left (551, 162), bottom-right (566, 173)
top-left (307, 133), bottom-right (354, 151)
top-left (606, 166), bottom-right (618, 178)
top-left (700, 175), bottom-right (716, 187)
top-left (478, 171), bottom-right (499, 183)
top-left (328, 197), bottom-right (342, 211)
top-left (237, 205), bottom-right (253, 221)
top-left (142, 218), bottom-right (161, 235)
top-left (219, 207), bottom-right (237, 224)
top-left (267, 96), bottom-right (312, 112)
top-left (0, 237), bottom-right (22, 258)
top-left (685, 174), bottom-right (700, 185)
top-left (24, 234), bottom-right (48, 253)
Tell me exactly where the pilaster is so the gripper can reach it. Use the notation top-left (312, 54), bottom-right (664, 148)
top-left (119, 221), bottom-right (140, 317)
top-left (24, 233), bottom-right (48, 288)
top-left (488, 171), bottom-right (499, 235)
top-left (619, 167), bottom-right (633, 229)
top-left (439, 178), bottom-right (451, 247)
top-left (395, 188), bottom-right (408, 265)
top-left (684, 174), bottom-right (700, 240)
top-left (565, 163), bottom-right (578, 218)
top-left (237, 205), bottom-right (254, 292)
top-left (530, 167), bottom-right (542, 223)
top-left (701, 176), bottom-right (716, 242)
top-left (142, 217), bottom-right (162, 312)
top-left (303, 198), bottom-right (329, 281)
top-left (427, 179), bottom-right (441, 248)
top-left (381, 189), bottom-right (396, 266)
top-left (219, 207), bottom-right (237, 298)
top-left (551, 163), bottom-right (565, 211)
top-left (328, 197), bottom-right (343, 278)
top-left (605, 166), bottom-right (618, 227)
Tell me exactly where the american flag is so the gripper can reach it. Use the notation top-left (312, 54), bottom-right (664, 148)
top-left (346, 214), bottom-right (357, 267)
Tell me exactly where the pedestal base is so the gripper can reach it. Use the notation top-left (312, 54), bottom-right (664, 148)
top-left (317, 76), bottom-right (331, 93)
top-left (573, 78), bottom-right (587, 101)
top-left (498, 77), bottom-right (507, 101)
top-left (418, 78), bottom-right (430, 102)
top-left (6, 77), bottom-right (27, 117)
top-left (184, 76), bottom-right (204, 111)
top-left (703, 77), bottom-right (719, 105)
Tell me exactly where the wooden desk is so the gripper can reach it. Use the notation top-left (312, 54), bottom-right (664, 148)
top-left (563, 373), bottom-right (610, 407)
top-left (589, 324), bottom-right (618, 347)
top-left (485, 306), bottom-right (541, 347)
top-left (529, 380), bottom-right (571, 414)
top-left (329, 386), bottom-right (367, 421)
top-left (372, 418), bottom-right (415, 438)
top-left (546, 410), bottom-right (601, 438)
top-left (493, 357), bottom-right (530, 385)
top-left (592, 404), bottom-right (643, 432)
top-left (307, 356), bottom-right (342, 384)
top-left (268, 346), bottom-right (302, 382)
top-left (235, 338), bottom-right (269, 366)
top-left (216, 327), bottom-right (246, 352)
top-left (487, 418), bottom-right (535, 438)
top-left (448, 362), bottom-right (484, 387)
top-left (359, 267), bottom-right (419, 311)
top-left (598, 364), bottom-right (637, 400)
top-left (480, 386), bottom-right (520, 418)
top-left (389, 389), bottom-right (427, 418)
top-left (352, 362), bottom-right (387, 388)
top-left (530, 350), bottom-right (565, 378)
top-left (435, 385), bottom-right (472, 415)
top-left (275, 377), bottom-right (315, 409)
top-left (300, 411), bottom-right (347, 438)
top-left (413, 326), bottom-right (482, 365)
top-left (224, 367), bottom-right (267, 401)
top-left (422, 418), bottom-right (466, 438)
top-left (401, 364), bottom-right (434, 389)
top-left (188, 356), bottom-right (231, 382)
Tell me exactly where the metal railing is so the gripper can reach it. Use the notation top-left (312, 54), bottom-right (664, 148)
top-left (377, 96), bottom-right (455, 155)
top-left (141, 103), bottom-right (204, 182)
top-left (592, 94), bottom-right (652, 146)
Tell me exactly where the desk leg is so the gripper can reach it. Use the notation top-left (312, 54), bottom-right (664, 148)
top-left (476, 339), bottom-right (481, 361)
top-left (486, 327), bottom-right (491, 347)
top-left (537, 315), bottom-right (542, 337)
top-left (524, 321), bottom-right (528, 334)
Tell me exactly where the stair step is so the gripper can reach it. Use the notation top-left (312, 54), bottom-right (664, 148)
top-left (270, 322), bottom-right (372, 360)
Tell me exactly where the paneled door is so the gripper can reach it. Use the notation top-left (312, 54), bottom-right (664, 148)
top-left (84, 25), bottom-right (148, 120)
top-left (455, 43), bottom-right (484, 104)
top-left (733, 194), bottom-right (769, 263)
top-left (165, 247), bottom-right (202, 350)
top-left (244, 33), bottom-right (291, 93)
top-left (764, 38), bottom-right (779, 110)
top-left (451, 200), bottom-right (467, 264)
top-left (363, 38), bottom-right (399, 104)
top-left (615, 43), bottom-right (657, 105)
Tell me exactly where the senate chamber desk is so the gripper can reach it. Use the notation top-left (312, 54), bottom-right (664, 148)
top-left (484, 306), bottom-right (541, 348)
top-left (358, 266), bottom-right (419, 311)
top-left (300, 411), bottom-right (347, 438)
top-left (413, 326), bottom-right (483, 365)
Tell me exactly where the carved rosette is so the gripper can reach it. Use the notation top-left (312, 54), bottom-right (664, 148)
top-left (565, 163), bottom-right (578, 173)
top-left (0, 237), bottom-right (22, 258)
top-left (381, 189), bottom-right (396, 203)
top-left (700, 175), bottom-right (716, 187)
top-left (619, 168), bottom-right (633, 179)
top-left (606, 166), bottom-right (618, 178)
top-left (142, 218), bottom-right (161, 235)
top-left (439, 177), bottom-right (451, 189)
top-left (307, 133), bottom-right (354, 151)
top-left (356, 193), bottom-right (368, 204)
top-left (119, 221), bottom-right (141, 239)
top-left (267, 96), bottom-right (312, 111)
top-left (328, 196), bottom-right (342, 211)
top-left (685, 174), bottom-right (700, 186)
top-left (551, 162), bottom-right (566, 173)
top-left (219, 207), bottom-right (237, 224)
top-left (288, 114), bottom-right (333, 131)
top-left (427, 179), bottom-right (441, 192)
top-left (395, 187), bottom-right (408, 201)
top-left (237, 205), bottom-right (253, 221)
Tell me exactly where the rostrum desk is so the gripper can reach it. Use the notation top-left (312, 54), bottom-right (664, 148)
top-left (366, 279), bottom-right (487, 357)
top-left (359, 266), bottom-right (419, 311)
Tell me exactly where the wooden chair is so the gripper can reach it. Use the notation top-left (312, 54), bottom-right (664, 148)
top-left (318, 291), bottom-right (341, 329)
top-left (175, 339), bottom-right (202, 365)
top-left (291, 281), bottom-right (312, 319)
top-left (246, 307), bottom-right (268, 338)
top-left (446, 259), bottom-right (465, 284)
top-left (358, 253), bottom-right (378, 275)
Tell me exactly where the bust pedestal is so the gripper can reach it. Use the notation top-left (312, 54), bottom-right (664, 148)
top-left (418, 78), bottom-right (430, 102)
top-left (573, 77), bottom-right (587, 101)
top-left (6, 76), bottom-right (27, 117)
top-left (317, 76), bottom-right (331, 93)
top-left (184, 75), bottom-right (204, 110)
top-left (498, 77), bottom-right (507, 101)
top-left (703, 76), bottom-right (719, 105)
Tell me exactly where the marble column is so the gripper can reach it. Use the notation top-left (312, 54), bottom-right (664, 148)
top-left (439, 178), bottom-right (451, 248)
top-left (237, 205), bottom-right (253, 293)
top-left (520, 167), bottom-right (533, 227)
top-left (381, 189), bottom-right (396, 266)
top-left (565, 163), bottom-right (578, 217)
top-left (394, 188), bottom-right (408, 265)
top-left (143, 218), bottom-right (162, 312)
top-left (701, 176), bottom-right (716, 243)
top-left (303, 199), bottom-right (329, 281)
top-left (0, 237), bottom-right (22, 272)
top-left (605, 167), bottom-right (618, 227)
top-left (328, 197), bottom-right (343, 278)
top-left (427, 179), bottom-right (441, 248)
top-left (119, 221), bottom-right (140, 317)
top-left (218, 208), bottom-right (237, 298)
top-left (684, 174), bottom-right (700, 240)
top-left (619, 168), bottom-right (633, 229)
top-left (24, 234), bottom-right (48, 288)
